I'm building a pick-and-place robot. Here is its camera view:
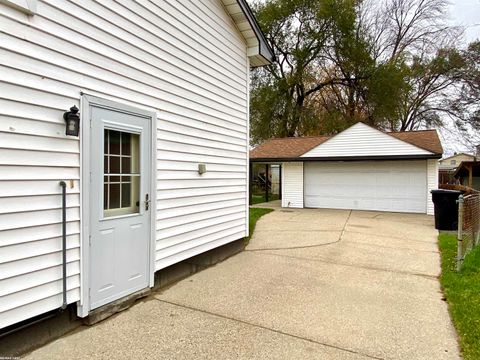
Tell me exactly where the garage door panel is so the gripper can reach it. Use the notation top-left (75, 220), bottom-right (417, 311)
top-left (305, 195), bottom-right (357, 210)
top-left (304, 161), bottom-right (427, 213)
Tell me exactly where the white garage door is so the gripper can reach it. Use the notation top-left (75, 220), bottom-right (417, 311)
top-left (304, 160), bottom-right (427, 213)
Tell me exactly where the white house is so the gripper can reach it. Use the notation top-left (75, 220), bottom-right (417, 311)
top-left (0, 0), bottom-right (273, 330)
top-left (251, 123), bottom-right (443, 215)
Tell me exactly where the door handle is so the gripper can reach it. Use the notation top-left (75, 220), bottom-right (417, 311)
top-left (145, 193), bottom-right (151, 211)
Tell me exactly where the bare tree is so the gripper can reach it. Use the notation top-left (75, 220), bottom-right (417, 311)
top-left (355, 0), bottom-right (464, 131)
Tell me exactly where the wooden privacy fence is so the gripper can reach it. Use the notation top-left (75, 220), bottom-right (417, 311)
top-left (457, 194), bottom-right (480, 271)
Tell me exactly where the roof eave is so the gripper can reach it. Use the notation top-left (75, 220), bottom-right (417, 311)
top-left (233, 0), bottom-right (275, 67)
top-left (250, 154), bottom-right (443, 162)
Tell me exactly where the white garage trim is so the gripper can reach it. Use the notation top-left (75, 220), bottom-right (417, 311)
top-left (427, 159), bottom-right (439, 215)
top-left (304, 161), bottom-right (428, 214)
top-left (281, 162), bottom-right (303, 208)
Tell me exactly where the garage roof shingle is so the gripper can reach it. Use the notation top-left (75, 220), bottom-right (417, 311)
top-left (388, 130), bottom-right (443, 155)
top-left (250, 129), bottom-right (442, 160)
top-left (250, 136), bottom-right (330, 159)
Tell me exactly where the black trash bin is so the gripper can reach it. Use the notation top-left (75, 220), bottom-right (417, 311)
top-left (431, 189), bottom-right (462, 230)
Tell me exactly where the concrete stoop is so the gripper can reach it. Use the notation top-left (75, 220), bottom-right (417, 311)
top-left (0, 238), bottom-right (245, 357)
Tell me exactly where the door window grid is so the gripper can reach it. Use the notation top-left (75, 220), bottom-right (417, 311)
top-left (103, 129), bottom-right (140, 216)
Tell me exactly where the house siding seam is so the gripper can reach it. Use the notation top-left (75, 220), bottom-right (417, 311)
top-left (0, 0), bottom-right (248, 329)
top-left (281, 162), bottom-right (304, 208)
top-left (427, 159), bottom-right (438, 215)
top-left (302, 123), bottom-right (433, 158)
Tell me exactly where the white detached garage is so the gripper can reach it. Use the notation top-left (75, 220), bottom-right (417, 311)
top-left (250, 123), bottom-right (442, 215)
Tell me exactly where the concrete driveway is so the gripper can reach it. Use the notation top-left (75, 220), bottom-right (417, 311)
top-left (27, 208), bottom-right (460, 360)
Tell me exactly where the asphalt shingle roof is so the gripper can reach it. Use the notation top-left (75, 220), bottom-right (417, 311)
top-left (250, 129), bottom-right (443, 160)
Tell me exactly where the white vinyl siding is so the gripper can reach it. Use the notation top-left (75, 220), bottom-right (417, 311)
top-left (281, 162), bottom-right (304, 208)
top-left (302, 122), bottom-right (433, 158)
top-left (427, 159), bottom-right (438, 215)
top-left (303, 161), bottom-right (428, 214)
top-left (0, 0), bottom-right (248, 329)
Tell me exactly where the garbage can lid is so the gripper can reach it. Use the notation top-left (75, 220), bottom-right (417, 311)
top-left (430, 189), bottom-right (463, 194)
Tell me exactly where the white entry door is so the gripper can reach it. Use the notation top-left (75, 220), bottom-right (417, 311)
top-left (89, 104), bottom-right (152, 310)
top-left (304, 161), bottom-right (427, 213)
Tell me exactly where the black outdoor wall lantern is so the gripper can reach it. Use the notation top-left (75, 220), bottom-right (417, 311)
top-left (63, 105), bottom-right (80, 136)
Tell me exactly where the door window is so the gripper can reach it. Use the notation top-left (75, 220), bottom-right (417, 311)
top-left (103, 129), bottom-right (140, 217)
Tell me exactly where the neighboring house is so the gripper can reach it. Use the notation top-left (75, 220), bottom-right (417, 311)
top-left (438, 153), bottom-right (475, 170)
top-left (0, 0), bottom-right (273, 330)
top-left (454, 161), bottom-right (480, 190)
top-left (250, 123), bottom-right (443, 215)
top-left (438, 153), bottom-right (475, 185)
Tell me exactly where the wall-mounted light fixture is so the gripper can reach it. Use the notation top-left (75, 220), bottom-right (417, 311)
top-left (63, 105), bottom-right (80, 137)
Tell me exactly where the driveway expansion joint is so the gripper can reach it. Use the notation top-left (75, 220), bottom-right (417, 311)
top-left (155, 298), bottom-right (385, 360)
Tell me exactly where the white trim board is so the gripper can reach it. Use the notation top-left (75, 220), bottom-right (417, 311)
top-left (302, 123), bottom-right (434, 158)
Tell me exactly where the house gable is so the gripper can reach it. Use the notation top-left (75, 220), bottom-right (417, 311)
top-left (301, 123), bottom-right (434, 158)
top-left (440, 153), bottom-right (475, 164)
top-left (439, 153), bottom-right (475, 170)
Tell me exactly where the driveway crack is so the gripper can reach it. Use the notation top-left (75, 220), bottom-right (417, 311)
top-left (246, 210), bottom-right (352, 252)
top-left (155, 298), bottom-right (385, 360)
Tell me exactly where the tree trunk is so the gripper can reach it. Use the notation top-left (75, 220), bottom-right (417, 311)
top-left (286, 93), bottom-right (306, 137)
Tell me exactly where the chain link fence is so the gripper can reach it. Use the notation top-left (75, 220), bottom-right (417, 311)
top-left (457, 193), bottom-right (480, 271)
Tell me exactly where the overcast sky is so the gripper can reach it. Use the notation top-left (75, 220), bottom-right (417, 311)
top-left (449, 0), bottom-right (480, 43)
top-left (441, 2), bottom-right (479, 155)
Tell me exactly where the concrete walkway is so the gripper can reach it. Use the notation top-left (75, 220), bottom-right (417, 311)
top-left (26, 208), bottom-right (460, 360)
top-left (251, 199), bottom-right (282, 209)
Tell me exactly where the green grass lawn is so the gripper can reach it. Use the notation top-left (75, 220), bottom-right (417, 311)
top-left (439, 233), bottom-right (480, 360)
top-left (246, 207), bottom-right (273, 243)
